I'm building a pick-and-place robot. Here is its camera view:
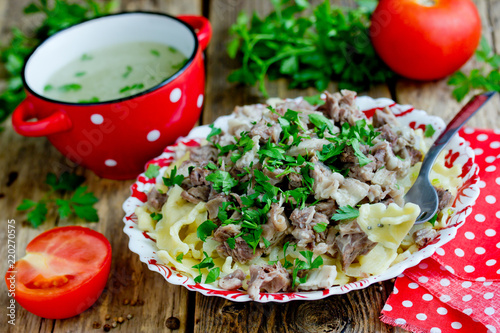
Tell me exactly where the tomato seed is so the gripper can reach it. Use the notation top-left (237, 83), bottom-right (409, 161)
top-left (111, 322), bottom-right (117, 328)
top-left (130, 300), bottom-right (137, 306)
top-left (103, 324), bottom-right (111, 332)
top-left (93, 322), bottom-right (101, 329)
top-left (126, 314), bottom-right (133, 320)
top-left (117, 317), bottom-right (125, 324)
top-left (105, 315), bottom-right (110, 320)
top-left (123, 299), bottom-right (130, 305)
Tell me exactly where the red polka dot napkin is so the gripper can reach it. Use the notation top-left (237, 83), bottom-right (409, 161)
top-left (380, 128), bottom-right (500, 333)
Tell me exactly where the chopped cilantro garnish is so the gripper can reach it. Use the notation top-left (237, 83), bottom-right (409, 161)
top-left (428, 213), bottom-right (438, 227)
top-left (308, 113), bottom-right (334, 135)
top-left (207, 124), bottom-right (222, 142)
top-left (292, 250), bottom-right (323, 287)
top-left (176, 253), bottom-right (184, 263)
top-left (313, 222), bottom-right (327, 233)
top-left (331, 205), bottom-right (359, 221)
top-left (206, 170), bottom-right (238, 194)
top-left (197, 220), bottom-right (218, 241)
top-left (162, 166), bottom-right (184, 187)
top-left (303, 94), bottom-right (325, 106)
top-left (205, 267), bottom-right (220, 284)
top-left (205, 162), bottom-right (217, 170)
top-left (351, 139), bottom-right (372, 167)
top-left (425, 124), bottom-right (436, 138)
top-left (145, 164), bottom-right (160, 179)
top-left (150, 212), bottom-right (163, 221)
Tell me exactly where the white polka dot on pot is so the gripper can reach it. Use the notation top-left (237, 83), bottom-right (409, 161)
top-left (474, 148), bottom-right (483, 155)
top-left (478, 180), bottom-right (486, 188)
top-left (464, 231), bottom-right (475, 239)
top-left (147, 130), bottom-right (160, 142)
top-left (170, 88), bottom-right (182, 103)
top-left (90, 114), bottom-right (104, 124)
top-left (475, 247), bottom-right (486, 254)
top-left (485, 229), bottom-right (496, 237)
top-left (462, 281), bottom-right (472, 288)
top-left (430, 328), bottom-right (442, 333)
top-left (491, 141), bottom-right (500, 149)
top-left (486, 259), bottom-right (496, 266)
top-left (485, 195), bottom-right (497, 204)
top-left (416, 313), bottom-right (427, 321)
top-left (445, 265), bottom-right (455, 274)
top-left (437, 307), bottom-right (448, 315)
top-left (486, 156), bottom-right (496, 163)
top-left (451, 322), bottom-right (462, 329)
top-left (419, 263), bottom-right (428, 269)
top-left (408, 282), bottom-right (419, 289)
top-left (475, 214), bottom-right (485, 222)
top-left (486, 165), bottom-right (497, 172)
top-left (382, 304), bottom-right (392, 311)
top-left (105, 159), bottom-right (117, 167)
top-left (454, 248), bottom-right (465, 257)
top-left (435, 248), bottom-right (445, 256)
top-left (463, 127), bottom-right (475, 134)
top-left (476, 277), bottom-right (486, 282)
top-left (463, 308), bottom-right (473, 315)
top-left (496, 178), bottom-right (500, 186)
top-left (422, 293), bottom-right (433, 301)
top-left (462, 294), bottom-right (472, 302)
top-left (197, 94), bottom-right (204, 108)
top-left (418, 276), bottom-right (428, 283)
top-left (484, 281), bottom-right (493, 287)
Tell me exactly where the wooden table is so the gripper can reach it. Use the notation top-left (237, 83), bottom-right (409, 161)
top-left (0, 0), bottom-right (498, 332)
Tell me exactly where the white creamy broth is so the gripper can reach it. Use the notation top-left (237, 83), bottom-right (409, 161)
top-left (43, 41), bottom-right (187, 103)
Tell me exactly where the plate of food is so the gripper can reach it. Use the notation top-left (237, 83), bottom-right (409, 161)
top-left (122, 90), bottom-right (480, 302)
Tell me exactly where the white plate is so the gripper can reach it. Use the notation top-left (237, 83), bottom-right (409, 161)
top-left (122, 96), bottom-right (480, 302)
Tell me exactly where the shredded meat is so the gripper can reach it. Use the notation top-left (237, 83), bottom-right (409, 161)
top-left (189, 166), bottom-right (211, 186)
top-left (413, 228), bottom-right (438, 248)
top-left (205, 194), bottom-right (228, 220)
top-left (247, 262), bottom-right (291, 300)
top-left (335, 220), bottom-right (377, 270)
top-left (181, 186), bottom-right (210, 203)
top-left (314, 200), bottom-right (337, 220)
top-left (372, 107), bottom-right (399, 128)
top-left (316, 90), bottom-right (366, 126)
top-left (189, 145), bottom-right (218, 164)
top-left (250, 119), bottom-right (282, 144)
top-left (146, 188), bottom-right (167, 211)
top-left (218, 269), bottom-right (246, 290)
top-left (213, 225), bottom-right (263, 264)
top-left (435, 187), bottom-right (454, 210)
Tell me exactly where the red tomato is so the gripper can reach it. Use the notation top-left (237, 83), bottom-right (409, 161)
top-left (5, 226), bottom-right (111, 319)
top-left (370, 0), bottom-right (481, 80)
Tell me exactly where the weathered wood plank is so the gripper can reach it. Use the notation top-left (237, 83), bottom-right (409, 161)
top-left (395, 0), bottom-right (500, 129)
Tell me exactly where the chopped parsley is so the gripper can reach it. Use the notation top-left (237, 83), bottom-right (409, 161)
top-left (145, 164), bottom-right (160, 179)
top-left (197, 220), bottom-right (218, 241)
top-left (424, 124), bottom-right (436, 138)
top-left (150, 212), bottom-right (163, 221)
top-left (162, 166), bottom-right (184, 187)
top-left (206, 170), bottom-right (238, 195)
top-left (331, 205), bottom-right (359, 221)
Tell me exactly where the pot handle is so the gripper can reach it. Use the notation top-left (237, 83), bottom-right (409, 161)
top-left (177, 15), bottom-right (212, 51)
top-left (12, 99), bottom-right (72, 137)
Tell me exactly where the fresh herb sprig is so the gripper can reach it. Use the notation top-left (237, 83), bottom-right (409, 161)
top-left (227, 0), bottom-right (394, 97)
top-left (0, 0), bottom-right (117, 127)
top-left (448, 37), bottom-right (500, 102)
top-left (17, 172), bottom-right (99, 227)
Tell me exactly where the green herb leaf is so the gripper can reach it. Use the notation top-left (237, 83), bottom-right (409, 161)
top-left (46, 172), bottom-right (85, 191)
top-left (122, 65), bottom-right (133, 78)
top-left (207, 124), bottom-right (222, 142)
top-left (150, 212), bottom-right (163, 221)
top-left (424, 124), bottom-right (436, 138)
top-left (58, 83), bottom-right (82, 92)
top-left (75, 71), bottom-right (86, 77)
top-left (428, 213), bottom-right (438, 227)
top-left (17, 199), bottom-right (36, 211)
top-left (150, 49), bottom-right (160, 57)
top-left (145, 164), bottom-right (160, 179)
top-left (206, 170), bottom-right (238, 195)
top-left (197, 220), bottom-right (218, 242)
top-left (308, 113), bottom-right (334, 134)
top-left (205, 267), bottom-right (221, 284)
top-left (331, 205), bottom-right (359, 221)
top-left (27, 202), bottom-right (48, 228)
top-left (313, 222), bottom-right (327, 233)
top-left (176, 253), bottom-right (184, 263)
top-left (163, 166), bottom-right (185, 187)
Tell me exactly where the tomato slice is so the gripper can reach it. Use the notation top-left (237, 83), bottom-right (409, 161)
top-left (5, 226), bottom-right (112, 319)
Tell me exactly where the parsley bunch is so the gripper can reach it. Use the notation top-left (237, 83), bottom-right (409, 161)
top-left (227, 0), bottom-right (393, 97)
top-left (17, 172), bottom-right (99, 227)
top-left (0, 0), bottom-right (117, 127)
top-left (447, 37), bottom-right (500, 102)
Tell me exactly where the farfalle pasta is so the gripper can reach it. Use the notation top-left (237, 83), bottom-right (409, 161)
top-left (135, 90), bottom-right (462, 300)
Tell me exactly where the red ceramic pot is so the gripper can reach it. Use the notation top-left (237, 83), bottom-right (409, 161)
top-left (12, 12), bottom-right (211, 180)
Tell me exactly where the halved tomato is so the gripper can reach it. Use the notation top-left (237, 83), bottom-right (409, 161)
top-left (5, 226), bottom-right (111, 319)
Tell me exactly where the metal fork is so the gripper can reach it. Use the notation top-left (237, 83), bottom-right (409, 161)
top-left (404, 91), bottom-right (496, 224)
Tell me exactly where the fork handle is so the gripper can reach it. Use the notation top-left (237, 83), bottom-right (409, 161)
top-left (420, 91), bottom-right (496, 176)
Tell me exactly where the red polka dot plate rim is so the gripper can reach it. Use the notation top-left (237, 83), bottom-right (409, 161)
top-left (122, 95), bottom-right (480, 302)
